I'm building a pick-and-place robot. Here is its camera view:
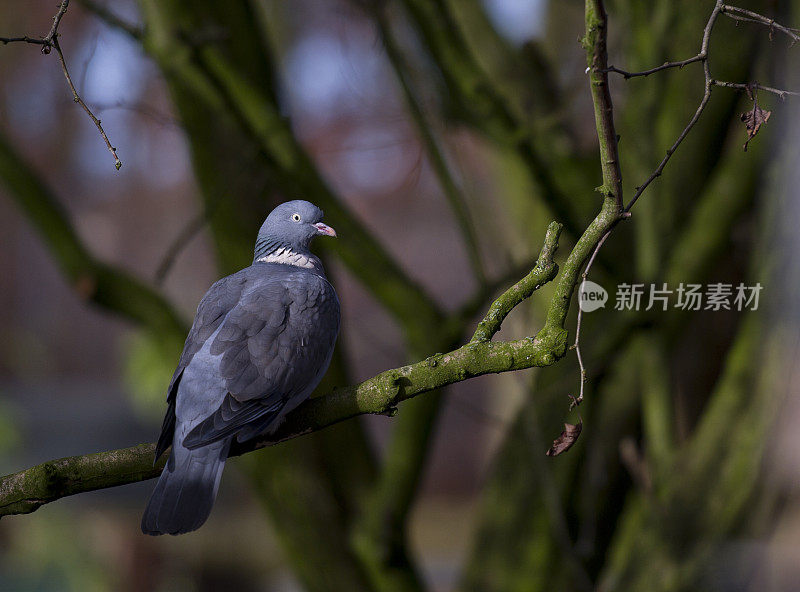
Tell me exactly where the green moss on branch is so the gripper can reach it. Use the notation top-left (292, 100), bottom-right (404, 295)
top-left (0, 444), bottom-right (163, 516)
top-left (471, 222), bottom-right (563, 342)
top-left (0, 331), bottom-right (567, 518)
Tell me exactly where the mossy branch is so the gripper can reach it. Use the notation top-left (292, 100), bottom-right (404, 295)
top-left (471, 222), bottom-right (562, 342)
top-left (0, 444), bottom-right (164, 516)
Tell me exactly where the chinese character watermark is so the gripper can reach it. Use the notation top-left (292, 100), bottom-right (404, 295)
top-left (585, 282), bottom-right (764, 313)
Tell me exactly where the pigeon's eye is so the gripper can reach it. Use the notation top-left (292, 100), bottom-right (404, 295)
top-left (292, 213), bottom-right (301, 222)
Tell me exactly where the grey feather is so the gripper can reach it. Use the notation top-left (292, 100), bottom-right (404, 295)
top-left (142, 201), bottom-right (340, 535)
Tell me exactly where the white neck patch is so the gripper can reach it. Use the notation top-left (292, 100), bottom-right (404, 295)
top-left (256, 247), bottom-right (316, 269)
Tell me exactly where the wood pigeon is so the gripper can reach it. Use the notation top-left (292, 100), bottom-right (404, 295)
top-left (142, 200), bottom-right (340, 535)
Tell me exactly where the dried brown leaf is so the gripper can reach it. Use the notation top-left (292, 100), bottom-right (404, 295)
top-left (740, 103), bottom-right (772, 151)
top-left (545, 421), bottom-right (582, 457)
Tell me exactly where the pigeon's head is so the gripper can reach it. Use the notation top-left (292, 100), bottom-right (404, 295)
top-left (255, 200), bottom-right (336, 261)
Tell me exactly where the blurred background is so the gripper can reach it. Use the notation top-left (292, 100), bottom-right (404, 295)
top-left (0, 0), bottom-right (798, 590)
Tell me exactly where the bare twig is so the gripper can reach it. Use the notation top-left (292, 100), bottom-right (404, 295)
top-left (44, 0), bottom-right (71, 46)
top-left (0, 0), bottom-right (122, 170)
top-left (53, 38), bottom-right (122, 170)
top-left (571, 229), bottom-right (612, 407)
top-left (711, 80), bottom-right (800, 100)
top-left (605, 53), bottom-right (706, 79)
top-left (624, 0), bottom-right (724, 212)
top-left (605, 1), bottom-right (800, 209)
top-left (621, 2), bottom-right (800, 211)
top-left (721, 4), bottom-right (800, 44)
top-left (579, 1), bottom-right (798, 411)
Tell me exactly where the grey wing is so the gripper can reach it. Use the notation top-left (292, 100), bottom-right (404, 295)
top-left (154, 272), bottom-right (248, 461)
top-left (183, 272), bottom-right (340, 449)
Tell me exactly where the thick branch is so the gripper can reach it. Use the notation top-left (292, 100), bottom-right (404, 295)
top-left (471, 222), bottom-right (562, 342)
top-left (0, 444), bottom-right (163, 516)
top-left (584, 0), bottom-right (623, 211)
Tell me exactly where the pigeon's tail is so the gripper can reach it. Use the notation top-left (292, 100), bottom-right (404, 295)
top-left (141, 438), bottom-right (231, 536)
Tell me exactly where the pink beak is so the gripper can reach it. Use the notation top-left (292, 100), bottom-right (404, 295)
top-left (314, 222), bottom-right (337, 237)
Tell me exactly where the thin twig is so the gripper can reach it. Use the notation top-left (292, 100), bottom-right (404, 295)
top-left (624, 0), bottom-right (723, 212)
top-left (0, 36), bottom-right (45, 45)
top-left (44, 0), bottom-right (71, 46)
top-left (726, 13), bottom-right (799, 34)
top-left (571, 229), bottom-right (611, 407)
top-left (623, 2), bottom-right (800, 211)
top-left (721, 4), bottom-right (800, 44)
top-left (53, 38), bottom-right (122, 170)
top-left (712, 80), bottom-right (800, 99)
top-left (0, 0), bottom-right (122, 170)
top-left (586, 0), bottom-right (798, 411)
top-left (568, 0), bottom-right (798, 416)
top-left (605, 53), bottom-right (706, 79)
